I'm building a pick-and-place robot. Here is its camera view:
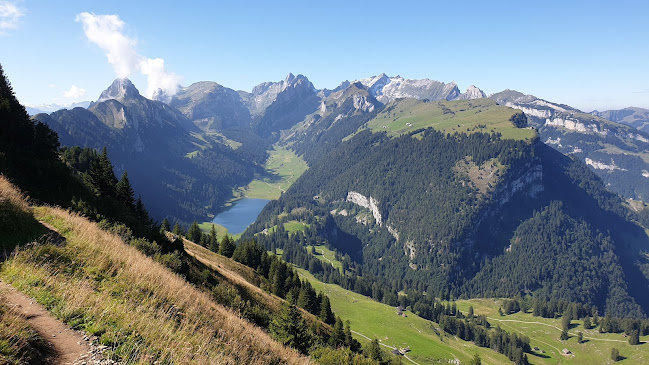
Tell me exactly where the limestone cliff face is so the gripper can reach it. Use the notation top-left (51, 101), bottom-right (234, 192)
top-left (355, 74), bottom-right (462, 104)
top-left (493, 161), bottom-right (543, 207)
top-left (346, 191), bottom-right (382, 226)
top-left (456, 85), bottom-right (487, 100)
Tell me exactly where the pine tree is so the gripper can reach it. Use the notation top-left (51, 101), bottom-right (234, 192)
top-left (583, 316), bottom-right (592, 329)
top-left (89, 147), bottom-right (117, 197)
top-left (219, 235), bottom-right (236, 257)
top-left (115, 170), bottom-right (135, 207)
top-left (297, 286), bottom-right (311, 311)
top-left (560, 328), bottom-right (569, 341)
top-left (577, 331), bottom-right (583, 343)
top-left (343, 320), bottom-right (360, 351)
top-left (629, 329), bottom-right (639, 345)
top-left (319, 295), bottom-right (335, 325)
top-left (173, 222), bottom-right (182, 236)
top-left (187, 221), bottom-right (202, 243)
top-left (611, 347), bottom-right (620, 361)
top-left (134, 195), bottom-right (150, 223)
top-left (209, 225), bottom-right (219, 252)
top-left (160, 218), bottom-right (170, 233)
top-left (364, 338), bottom-right (384, 363)
top-left (269, 294), bottom-right (311, 354)
top-left (330, 317), bottom-right (345, 347)
top-left (199, 233), bottom-right (209, 247)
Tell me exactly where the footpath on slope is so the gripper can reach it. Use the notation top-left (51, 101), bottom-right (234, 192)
top-left (0, 280), bottom-right (114, 364)
top-left (0, 220), bottom-right (114, 365)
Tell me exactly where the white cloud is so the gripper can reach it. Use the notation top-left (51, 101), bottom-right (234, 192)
top-left (63, 85), bottom-right (87, 99)
top-left (139, 58), bottom-right (182, 101)
top-left (0, 1), bottom-right (25, 34)
top-left (76, 12), bottom-right (182, 99)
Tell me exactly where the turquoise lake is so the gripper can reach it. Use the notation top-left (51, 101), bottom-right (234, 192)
top-left (212, 198), bottom-right (270, 234)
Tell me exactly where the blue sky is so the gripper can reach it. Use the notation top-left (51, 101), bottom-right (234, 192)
top-left (1, 0), bottom-right (648, 111)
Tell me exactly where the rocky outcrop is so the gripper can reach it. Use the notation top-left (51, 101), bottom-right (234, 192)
top-left (456, 85), bottom-right (487, 100)
top-left (95, 78), bottom-right (141, 104)
top-left (170, 81), bottom-right (252, 131)
top-left (545, 117), bottom-right (608, 135)
top-left (493, 162), bottom-right (543, 207)
top-left (585, 158), bottom-right (626, 171)
top-left (352, 93), bottom-right (376, 113)
top-left (355, 74), bottom-right (461, 104)
top-left (346, 191), bottom-right (382, 226)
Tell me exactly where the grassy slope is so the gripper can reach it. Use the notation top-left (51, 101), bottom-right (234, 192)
top-left (454, 299), bottom-right (649, 365)
top-left (359, 98), bottom-right (536, 141)
top-left (0, 204), bottom-right (308, 364)
top-left (295, 269), bottom-right (510, 365)
top-left (305, 245), bottom-right (343, 272)
top-left (0, 176), bottom-right (47, 254)
top-left (298, 266), bottom-right (649, 364)
top-left (198, 221), bottom-right (230, 239)
top-left (183, 240), bottom-right (328, 330)
top-left (240, 145), bottom-right (309, 200)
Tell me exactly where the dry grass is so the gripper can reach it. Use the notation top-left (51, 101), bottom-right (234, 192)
top-left (183, 239), bottom-right (328, 332)
top-left (1, 206), bottom-right (310, 364)
top-left (0, 292), bottom-right (50, 364)
top-left (0, 175), bottom-right (44, 254)
top-left (0, 176), bottom-right (29, 212)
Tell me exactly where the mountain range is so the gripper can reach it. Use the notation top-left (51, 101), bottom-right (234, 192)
top-left (33, 74), bottom-right (649, 223)
top-left (4, 63), bottom-right (649, 364)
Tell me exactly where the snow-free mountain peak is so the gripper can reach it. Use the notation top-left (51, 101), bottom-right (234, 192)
top-left (457, 85), bottom-right (487, 100)
top-left (96, 78), bottom-right (141, 103)
top-left (355, 74), bottom-right (461, 103)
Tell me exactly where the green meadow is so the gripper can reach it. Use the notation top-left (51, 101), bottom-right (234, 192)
top-left (362, 98), bottom-right (536, 141)
top-left (239, 145), bottom-right (308, 200)
top-left (296, 269), bottom-right (510, 365)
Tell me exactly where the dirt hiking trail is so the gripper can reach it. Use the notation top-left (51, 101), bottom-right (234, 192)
top-left (0, 280), bottom-right (89, 364)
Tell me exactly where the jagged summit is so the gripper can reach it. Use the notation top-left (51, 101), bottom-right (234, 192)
top-left (354, 74), bottom-right (461, 103)
top-left (457, 85), bottom-right (487, 100)
top-left (96, 78), bottom-right (141, 103)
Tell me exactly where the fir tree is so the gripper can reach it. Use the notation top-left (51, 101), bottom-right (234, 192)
top-left (160, 218), bottom-right (170, 233)
top-left (364, 338), bottom-right (384, 363)
top-left (319, 295), bottom-right (335, 325)
top-left (269, 294), bottom-right (311, 354)
top-left (219, 235), bottom-right (236, 257)
top-left (611, 347), bottom-right (620, 361)
top-left (187, 221), bottom-right (202, 243)
top-left (577, 331), bottom-right (583, 343)
top-left (330, 317), bottom-right (345, 347)
top-left (89, 147), bottom-right (117, 197)
top-left (560, 328), bottom-right (569, 341)
top-left (115, 170), bottom-right (135, 207)
top-left (583, 316), bottom-right (592, 329)
top-left (629, 329), bottom-right (639, 345)
top-left (209, 224), bottom-right (218, 251)
top-left (173, 222), bottom-right (183, 236)
top-left (134, 195), bottom-right (150, 223)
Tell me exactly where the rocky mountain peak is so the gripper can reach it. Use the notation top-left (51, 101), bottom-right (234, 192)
top-left (284, 73), bottom-right (296, 84)
top-left (282, 73), bottom-right (313, 92)
top-left (96, 78), bottom-right (141, 103)
top-left (457, 85), bottom-right (487, 100)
